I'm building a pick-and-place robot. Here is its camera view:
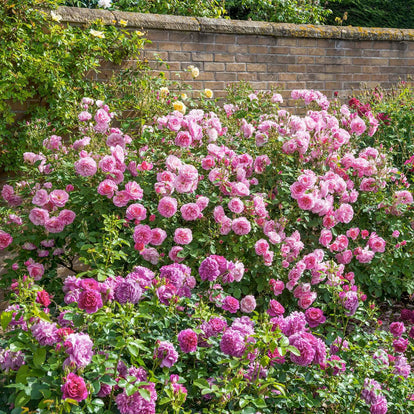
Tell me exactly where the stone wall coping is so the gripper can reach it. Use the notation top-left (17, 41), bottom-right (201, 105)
top-left (57, 6), bottom-right (414, 41)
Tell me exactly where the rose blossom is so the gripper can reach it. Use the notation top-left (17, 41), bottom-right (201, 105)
top-left (126, 203), bottom-right (147, 221)
top-left (154, 341), bottom-right (178, 368)
top-left (180, 203), bottom-right (201, 221)
top-left (158, 197), bottom-right (178, 218)
top-left (78, 289), bottom-right (103, 314)
top-left (389, 322), bottom-right (405, 338)
top-left (61, 373), bottom-right (88, 402)
top-left (74, 157), bottom-right (97, 177)
top-left (49, 190), bottom-right (69, 207)
top-left (221, 296), bottom-right (240, 313)
top-left (174, 228), bottom-right (192, 245)
top-left (240, 295), bottom-right (256, 313)
top-left (0, 230), bottom-right (13, 250)
top-left (177, 329), bottom-right (198, 353)
top-left (305, 308), bottom-right (326, 328)
top-left (64, 333), bottom-right (94, 368)
top-left (29, 208), bottom-right (49, 226)
top-left (231, 217), bottom-right (251, 235)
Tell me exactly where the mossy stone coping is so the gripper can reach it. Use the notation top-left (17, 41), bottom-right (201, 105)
top-left (56, 6), bottom-right (414, 41)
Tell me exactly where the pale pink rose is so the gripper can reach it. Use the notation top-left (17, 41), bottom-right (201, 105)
top-left (297, 194), bottom-right (315, 211)
top-left (346, 227), bottom-right (359, 240)
top-left (201, 156), bottom-right (215, 170)
top-left (298, 291), bottom-right (317, 309)
top-left (167, 117), bottom-right (182, 132)
top-left (213, 206), bottom-right (226, 223)
top-left (59, 210), bottom-right (76, 225)
top-left (97, 179), bottom-right (117, 198)
top-left (133, 225), bottom-right (152, 245)
top-left (169, 246), bottom-right (185, 263)
top-left (49, 190), bottom-right (69, 207)
top-left (32, 189), bottom-right (49, 206)
top-left (255, 239), bottom-right (269, 256)
top-left (231, 182), bottom-right (250, 197)
top-left (126, 204), bottom-right (147, 221)
top-left (350, 116), bottom-right (366, 136)
top-left (29, 208), bottom-right (50, 226)
top-left (174, 228), bottom-right (192, 245)
top-left (282, 139), bottom-right (297, 154)
top-left (181, 203), bottom-right (201, 221)
top-left (74, 157), bottom-right (97, 177)
top-left (255, 132), bottom-right (268, 147)
top-left (175, 131), bottom-right (192, 147)
top-left (106, 133), bottom-right (125, 148)
top-left (336, 250), bottom-right (353, 264)
top-left (125, 181), bottom-right (143, 200)
top-left (231, 217), bottom-right (251, 235)
top-left (355, 248), bottom-right (375, 263)
top-left (334, 203), bottom-right (354, 224)
top-left (140, 247), bottom-right (160, 265)
top-left (228, 198), bottom-right (244, 214)
top-left (165, 155), bottom-right (182, 172)
top-left (45, 217), bottom-right (65, 233)
top-left (99, 155), bottom-right (116, 173)
top-left (220, 217), bottom-right (232, 235)
top-left (112, 190), bottom-right (131, 207)
top-left (150, 228), bottom-right (167, 246)
top-left (240, 295), bottom-right (256, 313)
top-left (196, 196), bottom-right (209, 211)
top-left (94, 108), bottom-right (111, 124)
top-left (72, 137), bottom-right (91, 150)
top-left (368, 234), bottom-right (386, 253)
top-left (177, 164), bottom-right (198, 183)
top-left (254, 155), bottom-right (271, 174)
top-left (27, 262), bottom-right (44, 280)
top-left (319, 229), bottom-right (332, 247)
top-left (0, 231), bottom-right (13, 250)
top-left (158, 197), bottom-right (178, 218)
top-left (263, 250), bottom-right (274, 266)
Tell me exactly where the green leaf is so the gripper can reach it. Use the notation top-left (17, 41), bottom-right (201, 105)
top-left (159, 397), bottom-right (171, 405)
top-left (16, 365), bottom-right (30, 385)
top-left (138, 388), bottom-right (151, 402)
top-left (14, 391), bottom-right (30, 408)
top-left (193, 379), bottom-right (210, 389)
top-left (33, 348), bottom-right (46, 368)
top-left (1, 311), bottom-right (13, 330)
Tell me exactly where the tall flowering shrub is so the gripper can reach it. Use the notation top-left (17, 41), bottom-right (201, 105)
top-left (0, 84), bottom-right (413, 413)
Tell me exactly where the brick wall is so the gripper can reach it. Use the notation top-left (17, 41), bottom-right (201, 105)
top-left (59, 6), bottom-right (414, 103)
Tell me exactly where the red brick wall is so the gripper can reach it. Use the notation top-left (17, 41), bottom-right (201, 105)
top-left (38, 7), bottom-right (414, 104)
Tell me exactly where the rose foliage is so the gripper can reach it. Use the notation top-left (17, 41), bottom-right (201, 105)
top-left (0, 83), bottom-right (413, 413)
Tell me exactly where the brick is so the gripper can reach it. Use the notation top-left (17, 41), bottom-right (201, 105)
top-left (204, 62), bottom-right (225, 71)
top-left (159, 42), bottom-right (181, 51)
top-left (237, 72), bottom-right (259, 81)
top-left (299, 38), bottom-right (318, 47)
top-left (215, 34), bottom-right (237, 44)
top-left (169, 32), bottom-right (195, 42)
top-left (278, 73), bottom-right (297, 81)
top-left (196, 33), bottom-right (216, 44)
top-left (226, 63), bottom-right (247, 72)
top-left (214, 53), bottom-right (235, 62)
top-left (343, 48), bottom-right (363, 57)
top-left (203, 81), bottom-right (226, 90)
top-left (317, 39), bottom-right (335, 48)
top-left (287, 64), bottom-right (307, 73)
top-left (388, 58), bottom-right (414, 66)
top-left (237, 35), bottom-right (274, 46)
top-left (306, 65), bottom-right (325, 73)
top-left (182, 42), bottom-right (209, 52)
top-left (215, 72), bottom-right (237, 81)
top-left (276, 38), bottom-right (297, 47)
top-left (248, 45), bottom-right (269, 54)
top-left (226, 44), bottom-right (249, 54)
top-left (143, 51), bottom-right (168, 61)
top-left (324, 64), bottom-right (345, 73)
top-left (268, 46), bottom-right (290, 55)
top-left (297, 56), bottom-right (315, 64)
top-left (326, 48), bottom-right (344, 56)
top-left (203, 43), bottom-right (227, 53)
top-left (362, 49), bottom-right (382, 57)
top-left (352, 57), bottom-right (389, 66)
top-left (236, 54), bottom-right (257, 63)
top-left (146, 30), bottom-right (169, 41)
top-left (267, 64), bottom-right (289, 73)
top-left (257, 73), bottom-right (278, 81)
top-left (192, 52), bottom-right (214, 62)
top-left (245, 63), bottom-right (266, 72)
top-left (275, 55), bottom-right (296, 64)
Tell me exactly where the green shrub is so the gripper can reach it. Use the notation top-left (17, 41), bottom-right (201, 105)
top-left (0, 0), bottom-right (146, 172)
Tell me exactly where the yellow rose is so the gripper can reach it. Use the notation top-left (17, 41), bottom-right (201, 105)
top-left (191, 67), bottom-right (200, 78)
top-left (159, 87), bottom-right (170, 98)
top-left (90, 29), bottom-right (105, 39)
top-left (173, 101), bottom-right (186, 114)
top-left (204, 88), bottom-right (213, 99)
top-left (181, 93), bottom-right (188, 100)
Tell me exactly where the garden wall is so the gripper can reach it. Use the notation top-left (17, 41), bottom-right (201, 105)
top-left (56, 6), bottom-right (414, 105)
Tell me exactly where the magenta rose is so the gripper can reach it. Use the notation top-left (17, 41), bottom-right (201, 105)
top-left (61, 373), bottom-right (88, 402)
top-left (0, 230), bottom-right (13, 250)
top-left (177, 329), bottom-right (198, 353)
top-left (305, 308), bottom-right (326, 328)
top-left (78, 289), bottom-right (103, 314)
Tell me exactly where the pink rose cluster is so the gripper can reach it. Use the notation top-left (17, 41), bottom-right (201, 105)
top-left (220, 316), bottom-right (255, 358)
top-left (271, 311), bottom-right (327, 367)
top-left (198, 255), bottom-right (245, 284)
top-left (156, 263), bottom-right (195, 305)
top-left (28, 186), bottom-right (75, 234)
top-left (361, 378), bottom-right (388, 414)
top-left (157, 108), bottom-right (225, 147)
top-left (1, 184), bottom-right (23, 207)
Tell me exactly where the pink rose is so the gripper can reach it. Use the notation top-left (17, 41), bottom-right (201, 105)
top-left (78, 289), bottom-right (103, 314)
top-left (61, 373), bottom-right (88, 402)
top-left (180, 203), bottom-right (201, 221)
top-left (59, 210), bottom-right (76, 225)
top-left (49, 190), bottom-right (69, 207)
top-left (45, 217), bottom-right (65, 233)
top-left (0, 230), bottom-right (13, 250)
top-left (29, 208), bottom-right (50, 226)
top-left (150, 228), bottom-right (167, 246)
top-left (231, 217), bottom-right (251, 235)
top-left (97, 179), bottom-right (118, 198)
top-left (158, 197), bottom-right (178, 218)
top-left (174, 228), bottom-right (192, 245)
top-left (126, 204), bottom-right (147, 221)
top-left (74, 157), bottom-right (97, 177)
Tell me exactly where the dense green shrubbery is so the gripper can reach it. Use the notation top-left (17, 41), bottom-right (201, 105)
top-left (326, 0), bottom-right (414, 29)
top-left (0, 0), bottom-right (147, 172)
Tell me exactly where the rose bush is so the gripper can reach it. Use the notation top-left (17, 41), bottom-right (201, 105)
top-left (0, 81), bottom-right (413, 413)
